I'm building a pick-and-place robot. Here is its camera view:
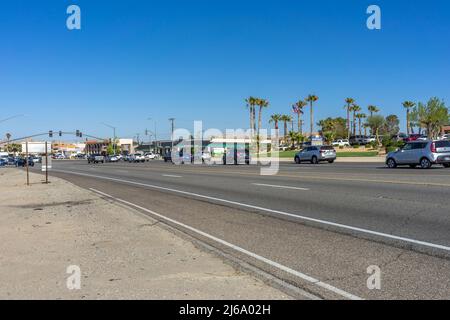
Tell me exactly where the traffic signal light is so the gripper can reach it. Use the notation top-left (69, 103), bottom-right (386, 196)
top-left (49, 130), bottom-right (53, 138)
top-left (59, 131), bottom-right (62, 137)
top-left (79, 132), bottom-right (82, 138)
top-left (76, 130), bottom-right (80, 137)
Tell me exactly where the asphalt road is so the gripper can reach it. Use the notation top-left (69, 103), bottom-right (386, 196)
top-left (37, 160), bottom-right (450, 299)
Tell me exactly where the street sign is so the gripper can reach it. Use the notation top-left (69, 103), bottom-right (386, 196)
top-left (22, 142), bottom-right (52, 154)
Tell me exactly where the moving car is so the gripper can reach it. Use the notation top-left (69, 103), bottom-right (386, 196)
top-left (105, 155), bottom-right (119, 162)
top-left (87, 154), bottom-right (105, 164)
top-left (332, 139), bottom-right (350, 147)
top-left (386, 140), bottom-right (450, 169)
top-left (294, 146), bottom-right (337, 164)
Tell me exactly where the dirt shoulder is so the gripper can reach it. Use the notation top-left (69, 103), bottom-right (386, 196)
top-left (0, 169), bottom-right (290, 300)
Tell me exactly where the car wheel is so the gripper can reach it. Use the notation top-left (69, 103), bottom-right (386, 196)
top-left (409, 165), bottom-right (417, 169)
top-left (328, 160), bottom-right (335, 164)
top-left (387, 158), bottom-right (397, 168)
top-left (420, 158), bottom-right (432, 169)
top-left (294, 157), bottom-right (300, 164)
top-left (311, 156), bottom-right (318, 164)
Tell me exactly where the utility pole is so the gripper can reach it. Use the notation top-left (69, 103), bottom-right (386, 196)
top-left (169, 118), bottom-right (175, 153)
top-left (148, 118), bottom-right (158, 154)
top-left (101, 123), bottom-right (117, 154)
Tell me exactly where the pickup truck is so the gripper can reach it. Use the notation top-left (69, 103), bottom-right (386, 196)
top-left (87, 154), bottom-right (105, 164)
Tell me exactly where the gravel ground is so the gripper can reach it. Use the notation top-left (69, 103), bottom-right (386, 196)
top-left (0, 169), bottom-right (290, 300)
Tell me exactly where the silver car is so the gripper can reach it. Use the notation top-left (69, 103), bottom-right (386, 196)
top-left (294, 146), bottom-right (336, 164)
top-left (386, 140), bottom-right (450, 169)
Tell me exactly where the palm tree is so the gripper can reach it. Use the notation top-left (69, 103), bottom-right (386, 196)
top-left (280, 115), bottom-right (292, 142)
top-left (5, 133), bottom-right (11, 153)
top-left (363, 123), bottom-right (370, 137)
top-left (269, 114), bottom-right (282, 144)
top-left (368, 105), bottom-right (379, 117)
top-left (344, 98), bottom-right (355, 138)
top-left (305, 94), bottom-right (319, 138)
top-left (351, 104), bottom-right (361, 136)
top-left (292, 100), bottom-right (307, 134)
top-left (402, 101), bottom-right (416, 134)
top-left (356, 113), bottom-right (367, 136)
top-left (256, 98), bottom-right (269, 152)
top-left (245, 97), bottom-right (257, 138)
top-left (288, 131), bottom-right (297, 148)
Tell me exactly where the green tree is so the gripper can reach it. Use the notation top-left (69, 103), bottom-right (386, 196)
top-left (306, 94), bottom-right (319, 137)
top-left (414, 98), bottom-right (449, 139)
top-left (384, 114), bottom-right (400, 136)
top-left (367, 115), bottom-right (385, 146)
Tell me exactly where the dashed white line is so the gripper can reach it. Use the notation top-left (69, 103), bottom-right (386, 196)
top-left (53, 169), bottom-right (450, 253)
top-left (252, 183), bottom-right (310, 191)
top-left (162, 174), bottom-right (182, 178)
top-left (89, 187), bottom-right (362, 300)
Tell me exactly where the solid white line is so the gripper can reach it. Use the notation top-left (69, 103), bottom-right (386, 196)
top-left (162, 174), bottom-right (182, 178)
top-left (252, 183), bottom-right (309, 191)
top-left (53, 169), bottom-right (450, 253)
top-left (89, 187), bottom-right (362, 300)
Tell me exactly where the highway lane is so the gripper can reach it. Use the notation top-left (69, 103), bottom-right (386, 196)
top-left (48, 160), bottom-right (450, 251)
top-left (34, 160), bottom-right (450, 299)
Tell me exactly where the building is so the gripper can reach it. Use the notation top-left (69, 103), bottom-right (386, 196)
top-left (442, 125), bottom-right (450, 134)
top-left (85, 140), bottom-right (109, 155)
top-left (52, 141), bottom-right (86, 157)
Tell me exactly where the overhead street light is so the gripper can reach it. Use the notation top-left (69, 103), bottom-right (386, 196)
top-left (0, 114), bottom-right (25, 125)
top-left (101, 122), bottom-right (117, 154)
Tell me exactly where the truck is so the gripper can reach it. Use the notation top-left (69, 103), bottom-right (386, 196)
top-left (87, 154), bottom-right (105, 164)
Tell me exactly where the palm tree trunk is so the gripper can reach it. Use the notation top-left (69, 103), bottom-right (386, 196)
top-left (353, 112), bottom-right (356, 136)
top-left (284, 121), bottom-right (288, 141)
top-left (406, 109), bottom-right (410, 135)
top-left (297, 113), bottom-right (301, 134)
top-left (257, 106), bottom-right (263, 153)
top-left (310, 102), bottom-right (314, 138)
top-left (346, 108), bottom-right (350, 139)
top-left (359, 119), bottom-right (362, 136)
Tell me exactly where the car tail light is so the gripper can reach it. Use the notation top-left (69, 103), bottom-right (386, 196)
top-left (431, 142), bottom-right (437, 153)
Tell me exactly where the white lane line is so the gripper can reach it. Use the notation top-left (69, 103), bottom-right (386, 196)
top-left (52, 169), bottom-right (450, 253)
top-left (252, 183), bottom-right (310, 191)
top-left (89, 187), bottom-right (361, 300)
top-left (162, 174), bottom-right (182, 178)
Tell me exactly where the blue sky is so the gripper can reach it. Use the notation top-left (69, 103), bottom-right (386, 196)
top-left (1, 0), bottom-right (449, 140)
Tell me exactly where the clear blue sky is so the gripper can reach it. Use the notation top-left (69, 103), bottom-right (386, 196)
top-left (1, 0), bottom-right (449, 140)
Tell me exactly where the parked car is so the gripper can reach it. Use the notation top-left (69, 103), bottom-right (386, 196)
top-left (404, 134), bottom-right (427, 142)
top-left (222, 149), bottom-right (251, 165)
top-left (15, 157), bottom-right (35, 167)
top-left (144, 152), bottom-right (157, 161)
top-left (163, 152), bottom-right (172, 163)
top-left (386, 140), bottom-right (450, 169)
top-left (363, 136), bottom-right (376, 144)
top-left (294, 146), bottom-right (336, 164)
top-left (5, 157), bottom-right (16, 166)
top-left (0, 158), bottom-right (6, 167)
top-left (128, 153), bottom-right (146, 163)
top-left (438, 134), bottom-right (450, 141)
top-left (392, 133), bottom-right (408, 142)
top-left (332, 139), bottom-right (350, 147)
top-left (87, 154), bottom-right (105, 164)
top-left (349, 135), bottom-right (366, 145)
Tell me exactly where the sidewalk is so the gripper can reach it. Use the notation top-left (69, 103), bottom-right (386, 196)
top-left (0, 169), bottom-right (289, 300)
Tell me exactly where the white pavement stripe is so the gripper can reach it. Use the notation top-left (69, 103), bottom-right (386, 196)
top-left (53, 169), bottom-right (450, 253)
top-left (252, 183), bottom-right (309, 191)
top-left (89, 187), bottom-right (362, 300)
top-left (162, 174), bottom-right (182, 178)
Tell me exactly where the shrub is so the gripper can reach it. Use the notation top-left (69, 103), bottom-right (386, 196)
top-left (353, 145), bottom-right (360, 149)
